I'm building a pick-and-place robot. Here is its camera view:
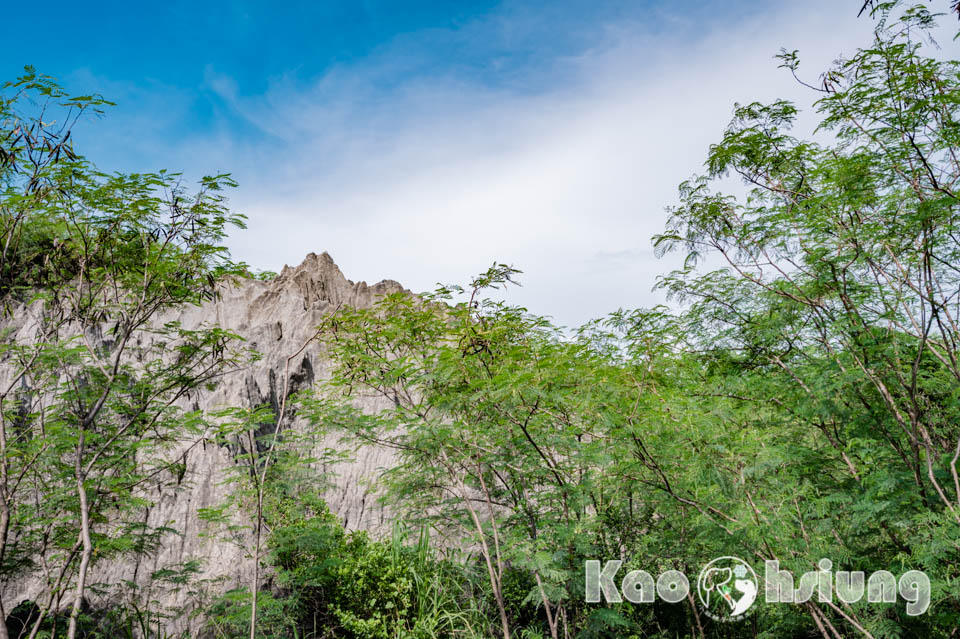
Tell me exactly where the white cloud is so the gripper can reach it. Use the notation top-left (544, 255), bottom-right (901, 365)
top-left (204, 2), bottom-right (938, 327)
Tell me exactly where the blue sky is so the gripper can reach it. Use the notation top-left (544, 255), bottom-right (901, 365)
top-left (7, 1), bottom-right (757, 97)
top-left (4, 1), bottom-right (892, 326)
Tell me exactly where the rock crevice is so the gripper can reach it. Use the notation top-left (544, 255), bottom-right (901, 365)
top-left (5, 252), bottom-right (405, 621)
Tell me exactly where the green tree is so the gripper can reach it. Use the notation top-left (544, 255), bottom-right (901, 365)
top-left (309, 3), bottom-right (960, 637)
top-left (653, 1), bottom-right (960, 635)
top-left (306, 268), bottom-right (692, 638)
top-left (0, 68), bottom-right (248, 639)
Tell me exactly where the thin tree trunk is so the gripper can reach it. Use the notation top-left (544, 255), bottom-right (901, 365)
top-left (0, 501), bottom-right (9, 639)
top-left (67, 439), bottom-right (92, 639)
top-left (686, 587), bottom-right (705, 639)
top-left (27, 536), bottom-right (82, 639)
top-left (806, 603), bottom-right (832, 639)
top-left (249, 503), bottom-right (261, 639)
top-left (0, 385), bottom-right (11, 639)
top-left (446, 460), bottom-right (510, 639)
top-left (534, 571), bottom-right (558, 639)
top-left (248, 305), bottom-right (340, 639)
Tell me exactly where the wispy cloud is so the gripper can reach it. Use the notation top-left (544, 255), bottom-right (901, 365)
top-left (64, 2), bottom-right (923, 327)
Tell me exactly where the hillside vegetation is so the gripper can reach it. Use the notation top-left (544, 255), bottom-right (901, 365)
top-left (2, 2), bottom-right (960, 638)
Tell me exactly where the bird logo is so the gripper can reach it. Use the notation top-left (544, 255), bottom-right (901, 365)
top-left (696, 556), bottom-right (759, 622)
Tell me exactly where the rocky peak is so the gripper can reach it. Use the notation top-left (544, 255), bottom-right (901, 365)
top-left (5, 252), bottom-right (404, 628)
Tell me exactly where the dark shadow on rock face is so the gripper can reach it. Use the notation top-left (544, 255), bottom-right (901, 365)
top-left (6, 600), bottom-right (40, 639)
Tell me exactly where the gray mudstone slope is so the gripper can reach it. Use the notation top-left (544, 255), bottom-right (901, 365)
top-left (5, 251), bottom-right (405, 623)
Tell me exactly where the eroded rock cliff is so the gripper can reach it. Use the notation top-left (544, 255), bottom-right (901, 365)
top-left (6, 251), bottom-right (406, 623)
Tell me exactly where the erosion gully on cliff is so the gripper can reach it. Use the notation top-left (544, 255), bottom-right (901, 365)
top-left (3, 251), bottom-right (407, 629)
